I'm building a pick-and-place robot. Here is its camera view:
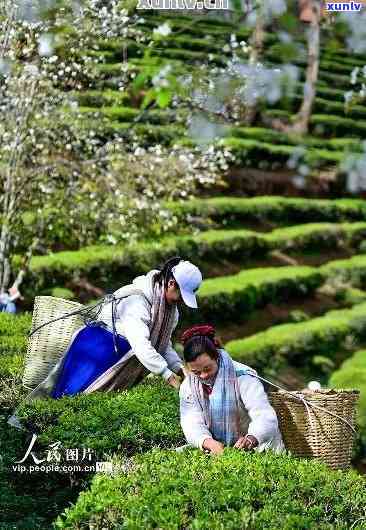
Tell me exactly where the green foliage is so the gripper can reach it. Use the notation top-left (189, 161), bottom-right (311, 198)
top-left (54, 449), bottom-right (366, 530)
top-left (330, 349), bottom-right (366, 454)
top-left (229, 126), bottom-right (363, 152)
top-left (0, 314), bottom-right (30, 380)
top-left (169, 196), bottom-right (366, 228)
top-left (49, 287), bottom-right (76, 300)
top-left (23, 230), bottom-right (266, 299)
top-left (287, 310), bottom-right (310, 323)
top-left (0, 312), bottom-right (31, 337)
top-left (226, 302), bottom-right (366, 378)
top-left (311, 355), bottom-right (335, 374)
top-left (335, 287), bottom-right (366, 306)
top-left (16, 378), bottom-right (183, 457)
top-left (197, 266), bottom-right (322, 325)
top-left (264, 222), bottom-right (366, 251)
top-left (323, 254), bottom-right (366, 287)
top-left (311, 114), bottom-right (366, 138)
top-left (20, 218), bottom-right (366, 308)
top-left (358, 240), bottom-right (366, 254)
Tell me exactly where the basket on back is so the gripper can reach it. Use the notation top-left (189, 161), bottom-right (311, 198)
top-left (23, 296), bottom-right (85, 389)
top-left (269, 388), bottom-right (359, 470)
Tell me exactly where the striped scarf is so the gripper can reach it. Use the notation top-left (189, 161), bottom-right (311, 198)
top-left (189, 349), bottom-right (241, 446)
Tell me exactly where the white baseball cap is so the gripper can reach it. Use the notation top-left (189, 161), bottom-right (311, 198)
top-left (172, 260), bottom-right (202, 308)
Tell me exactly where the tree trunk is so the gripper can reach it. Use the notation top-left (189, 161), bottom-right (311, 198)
top-left (289, 0), bottom-right (321, 134)
top-left (0, 71), bottom-right (38, 292)
top-left (244, 1), bottom-right (265, 125)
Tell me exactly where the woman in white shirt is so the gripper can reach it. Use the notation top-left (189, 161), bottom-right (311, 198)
top-left (25, 258), bottom-right (202, 401)
top-left (49, 257), bottom-right (203, 398)
top-left (179, 325), bottom-right (284, 455)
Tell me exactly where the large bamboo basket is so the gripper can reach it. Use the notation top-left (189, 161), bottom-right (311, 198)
top-left (269, 388), bottom-right (360, 470)
top-left (22, 296), bottom-right (85, 389)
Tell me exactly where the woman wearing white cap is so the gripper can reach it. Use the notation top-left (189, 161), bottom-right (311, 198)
top-left (36, 256), bottom-right (203, 398)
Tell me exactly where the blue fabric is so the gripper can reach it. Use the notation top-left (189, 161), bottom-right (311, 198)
top-left (0, 301), bottom-right (16, 313)
top-left (51, 324), bottom-right (131, 399)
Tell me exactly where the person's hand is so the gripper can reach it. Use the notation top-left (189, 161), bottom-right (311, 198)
top-left (202, 438), bottom-right (224, 455)
top-left (167, 374), bottom-right (181, 390)
top-left (234, 434), bottom-right (259, 451)
top-left (8, 286), bottom-right (23, 301)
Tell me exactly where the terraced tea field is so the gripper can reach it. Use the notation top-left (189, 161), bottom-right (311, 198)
top-left (1, 8), bottom-right (366, 530)
top-left (1, 196), bottom-right (366, 527)
top-left (71, 11), bottom-right (366, 190)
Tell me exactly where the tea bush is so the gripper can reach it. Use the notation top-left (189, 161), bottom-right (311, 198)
top-left (54, 449), bottom-right (366, 530)
top-left (329, 349), bottom-right (366, 453)
top-left (15, 378), bottom-right (183, 458)
top-left (169, 196), bottom-right (366, 228)
top-left (226, 302), bottom-right (366, 378)
top-left (197, 266), bottom-right (322, 324)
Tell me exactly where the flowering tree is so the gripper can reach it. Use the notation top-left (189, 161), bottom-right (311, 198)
top-left (0, 1), bottom-right (232, 298)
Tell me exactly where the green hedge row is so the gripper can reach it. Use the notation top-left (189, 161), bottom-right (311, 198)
top-left (0, 405), bottom-right (83, 530)
top-left (196, 266), bottom-right (322, 324)
top-left (169, 196), bottom-right (366, 227)
top-left (310, 114), bottom-right (366, 138)
top-left (265, 222), bottom-right (366, 251)
top-left (0, 314), bottom-right (31, 380)
top-left (4, 254), bottom-right (366, 379)
top-left (225, 301), bottom-right (366, 379)
top-left (23, 229), bottom-right (265, 299)
top-left (273, 93), bottom-right (366, 121)
top-left (20, 224), bottom-right (366, 309)
top-left (322, 254), bottom-right (366, 286)
top-left (220, 137), bottom-right (343, 170)
top-left (329, 349), bottom-right (366, 452)
top-left (16, 378), bottom-right (183, 456)
top-left (230, 126), bottom-right (363, 152)
top-left (263, 109), bottom-right (366, 139)
top-left (55, 449), bottom-right (366, 530)
top-left (77, 105), bottom-right (179, 125)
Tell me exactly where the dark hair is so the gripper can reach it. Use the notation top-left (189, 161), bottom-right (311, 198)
top-left (183, 335), bottom-right (219, 363)
top-left (154, 256), bottom-right (181, 289)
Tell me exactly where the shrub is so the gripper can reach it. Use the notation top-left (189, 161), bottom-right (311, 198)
top-left (322, 254), bottom-right (366, 287)
top-left (54, 449), bottom-right (366, 530)
top-left (0, 398), bottom-right (88, 530)
top-left (264, 222), bottom-right (366, 251)
top-left (49, 287), bottom-right (76, 300)
top-left (0, 314), bottom-right (30, 380)
top-left (196, 266), bottom-right (322, 325)
top-left (16, 378), bottom-right (183, 458)
top-left (169, 196), bottom-right (366, 228)
top-left (310, 114), bottom-right (366, 138)
top-left (225, 302), bottom-right (366, 378)
top-left (329, 349), bottom-right (366, 455)
top-left (0, 312), bottom-right (31, 337)
top-left (22, 230), bottom-right (268, 300)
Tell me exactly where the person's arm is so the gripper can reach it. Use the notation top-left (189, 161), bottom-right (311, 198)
top-left (239, 374), bottom-right (280, 445)
top-left (164, 340), bottom-right (184, 374)
top-left (179, 380), bottom-right (216, 450)
top-left (116, 295), bottom-right (174, 381)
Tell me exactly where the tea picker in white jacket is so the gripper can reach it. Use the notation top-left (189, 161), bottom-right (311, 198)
top-left (179, 325), bottom-right (285, 455)
top-left (49, 257), bottom-right (203, 398)
top-left (18, 258), bottom-right (202, 403)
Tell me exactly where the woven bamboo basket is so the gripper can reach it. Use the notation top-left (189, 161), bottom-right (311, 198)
top-left (22, 296), bottom-right (85, 389)
top-left (269, 388), bottom-right (359, 470)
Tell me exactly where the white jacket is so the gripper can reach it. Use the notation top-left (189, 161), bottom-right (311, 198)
top-left (180, 360), bottom-right (282, 449)
top-left (97, 270), bottom-right (183, 380)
